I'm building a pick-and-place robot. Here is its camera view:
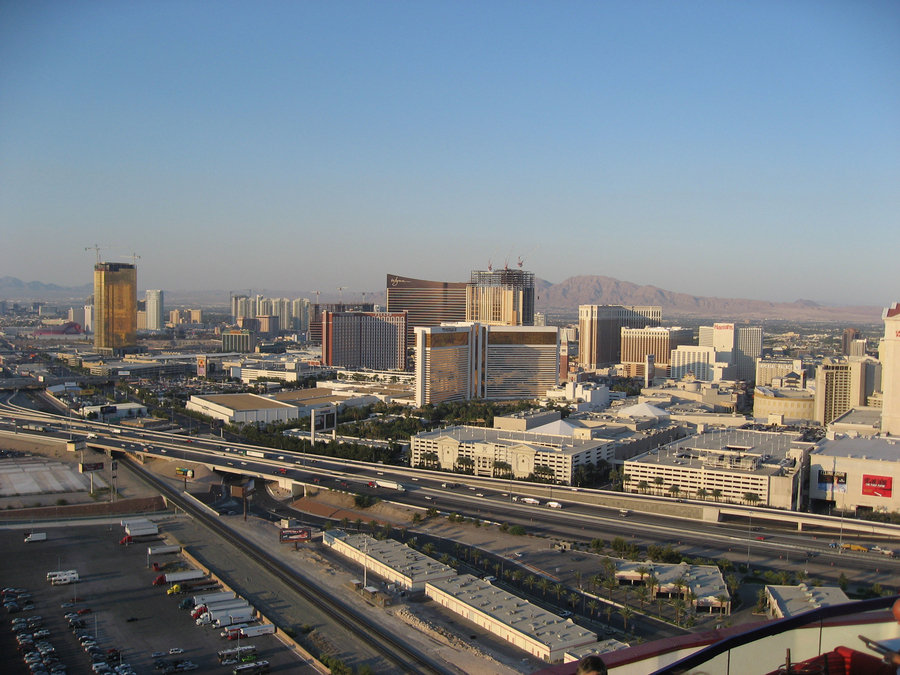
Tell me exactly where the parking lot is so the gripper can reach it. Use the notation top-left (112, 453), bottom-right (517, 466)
top-left (0, 525), bottom-right (296, 674)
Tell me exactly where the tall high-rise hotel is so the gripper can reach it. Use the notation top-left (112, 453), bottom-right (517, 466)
top-left (415, 323), bottom-right (558, 406)
top-left (93, 262), bottom-right (137, 354)
top-left (385, 274), bottom-right (467, 343)
top-left (145, 290), bottom-right (164, 330)
top-left (880, 303), bottom-right (900, 436)
top-left (466, 269), bottom-right (535, 326)
top-left (322, 311), bottom-right (407, 371)
top-left (578, 305), bottom-right (661, 369)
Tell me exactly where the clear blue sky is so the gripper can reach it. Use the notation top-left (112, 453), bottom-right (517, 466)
top-left (2, 1), bottom-right (898, 306)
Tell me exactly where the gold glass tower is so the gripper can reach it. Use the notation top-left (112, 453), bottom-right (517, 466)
top-left (93, 262), bottom-right (137, 352)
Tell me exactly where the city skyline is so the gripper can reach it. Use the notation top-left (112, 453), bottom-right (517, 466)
top-left (2, 2), bottom-right (898, 306)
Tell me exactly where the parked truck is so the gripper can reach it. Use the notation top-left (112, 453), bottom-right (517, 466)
top-left (221, 623), bottom-right (252, 638)
top-left (239, 624), bottom-right (275, 638)
top-left (246, 450), bottom-right (266, 459)
top-left (197, 604), bottom-right (252, 626)
top-left (121, 518), bottom-right (153, 528)
top-left (193, 600), bottom-right (249, 619)
top-left (125, 522), bottom-right (159, 536)
top-left (120, 530), bottom-right (159, 545)
top-left (24, 532), bottom-right (47, 542)
top-left (191, 591), bottom-right (236, 607)
top-left (168, 580), bottom-right (219, 596)
top-left (213, 609), bottom-right (257, 628)
top-left (374, 479), bottom-right (405, 491)
top-left (148, 545), bottom-right (182, 557)
top-left (153, 569), bottom-right (205, 586)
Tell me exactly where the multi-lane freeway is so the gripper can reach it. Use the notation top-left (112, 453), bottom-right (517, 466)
top-left (2, 391), bottom-right (899, 589)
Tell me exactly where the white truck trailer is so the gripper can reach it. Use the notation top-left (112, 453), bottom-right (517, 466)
top-left (239, 624), bottom-right (275, 638)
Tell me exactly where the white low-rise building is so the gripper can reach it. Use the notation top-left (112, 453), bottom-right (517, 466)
top-left (623, 428), bottom-right (813, 509)
top-left (322, 531), bottom-right (456, 592)
top-left (764, 584), bottom-right (849, 619)
top-left (426, 574), bottom-right (598, 662)
top-left (809, 436), bottom-right (900, 513)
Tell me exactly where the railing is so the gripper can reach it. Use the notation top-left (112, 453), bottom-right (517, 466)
top-left (649, 595), bottom-right (899, 675)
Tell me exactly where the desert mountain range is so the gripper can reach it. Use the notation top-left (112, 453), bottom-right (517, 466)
top-left (0, 275), bottom-right (883, 323)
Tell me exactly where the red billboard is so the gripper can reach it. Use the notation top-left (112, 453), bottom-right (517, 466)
top-left (861, 474), bottom-right (892, 498)
top-left (279, 528), bottom-right (311, 543)
top-left (79, 462), bottom-right (104, 473)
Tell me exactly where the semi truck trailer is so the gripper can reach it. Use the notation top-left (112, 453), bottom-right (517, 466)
top-left (198, 604), bottom-right (252, 626)
top-left (239, 624), bottom-right (275, 638)
top-left (168, 580), bottom-right (219, 596)
top-left (373, 479), bottom-right (404, 491)
top-left (192, 600), bottom-right (249, 619)
top-left (213, 609), bottom-right (257, 628)
top-left (125, 522), bottom-right (159, 536)
top-left (147, 545), bottom-right (182, 556)
top-left (191, 591), bottom-right (236, 607)
top-left (153, 569), bottom-right (205, 586)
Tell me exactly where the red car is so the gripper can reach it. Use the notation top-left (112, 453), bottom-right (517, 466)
top-left (77, 608), bottom-right (92, 615)
top-left (275, 468), bottom-right (287, 475)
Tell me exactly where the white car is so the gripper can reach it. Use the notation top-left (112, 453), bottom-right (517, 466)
top-left (168, 647), bottom-right (184, 655)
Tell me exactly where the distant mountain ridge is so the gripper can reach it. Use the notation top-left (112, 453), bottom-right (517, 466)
top-left (0, 275), bottom-right (883, 322)
top-left (534, 275), bottom-right (882, 322)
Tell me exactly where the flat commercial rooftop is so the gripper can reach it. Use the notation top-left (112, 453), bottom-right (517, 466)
top-left (326, 531), bottom-right (455, 583)
top-left (427, 574), bottom-right (597, 650)
top-left (191, 393), bottom-right (297, 411)
top-left (0, 457), bottom-right (105, 496)
top-left (813, 436), bottom-right (900, 462)
top-left (766, 584), bottom-right (850, 618)
top-left (629, 428), bottom-right (806, 476)
top-left (415, 425), bottom-right (607, 454)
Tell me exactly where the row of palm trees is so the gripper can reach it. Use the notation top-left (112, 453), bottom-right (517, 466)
top-left (629, 476), bottom-right (761, 505)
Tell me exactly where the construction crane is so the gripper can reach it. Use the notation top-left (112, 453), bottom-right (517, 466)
top-left (120, 252), bottom-right (141, 266)
top-left (85, 244), bottom-right (102, 263)
top-left (338, 286), bottom-right (346, 306)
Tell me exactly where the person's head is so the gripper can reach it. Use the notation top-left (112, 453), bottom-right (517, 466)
top-left (575, 654), bottom-right (608, 675)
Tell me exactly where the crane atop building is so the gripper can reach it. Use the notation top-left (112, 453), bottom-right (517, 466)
top-left (85, 244), bottom-right (102, 264)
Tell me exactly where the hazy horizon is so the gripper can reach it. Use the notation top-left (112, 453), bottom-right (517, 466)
top-left (2, 2), bottom-right (898, 307)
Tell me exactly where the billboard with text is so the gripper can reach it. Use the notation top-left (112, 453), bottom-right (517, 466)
top-left (861, 474), bottom-right (892, 498)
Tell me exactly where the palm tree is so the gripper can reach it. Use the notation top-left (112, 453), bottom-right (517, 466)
top-left (636, 565), bottom-right (650, 587)
top-left (696, 487), bottom-right (708, 501)
top-left (619, 605), bottom-right (634, 632)
top-left (637, 584), bottom-right (650, 610)
top-left (744, 492), bottom-right (760, 506)
top-left (567, 592), bottom-right (579, 611)
top-left (653, 476), bottom-right (664, 495)
top-left (524, 575), bottom-right (536, 594)
top-left (716, 594), bottom-right (731, 615)
top-left (604, 603), bottom-right (613, 625)
top-left (587, 599), bottom-right (598, 618)
top-left (603, 577), bottom-right (617, 601)
top-left (554, 582), bottom-right (564, 602)
top-left (711, 488), bottom-right (722, 502)
top-left (637, 480), bottom-right (649, 495)
top-left (669, 484), bottom-right (681, 499)
top-left (538, 577), bottom-right (550, 598)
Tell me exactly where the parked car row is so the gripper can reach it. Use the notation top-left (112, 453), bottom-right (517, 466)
top-left (7, 587), bottom-right (67, 675)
